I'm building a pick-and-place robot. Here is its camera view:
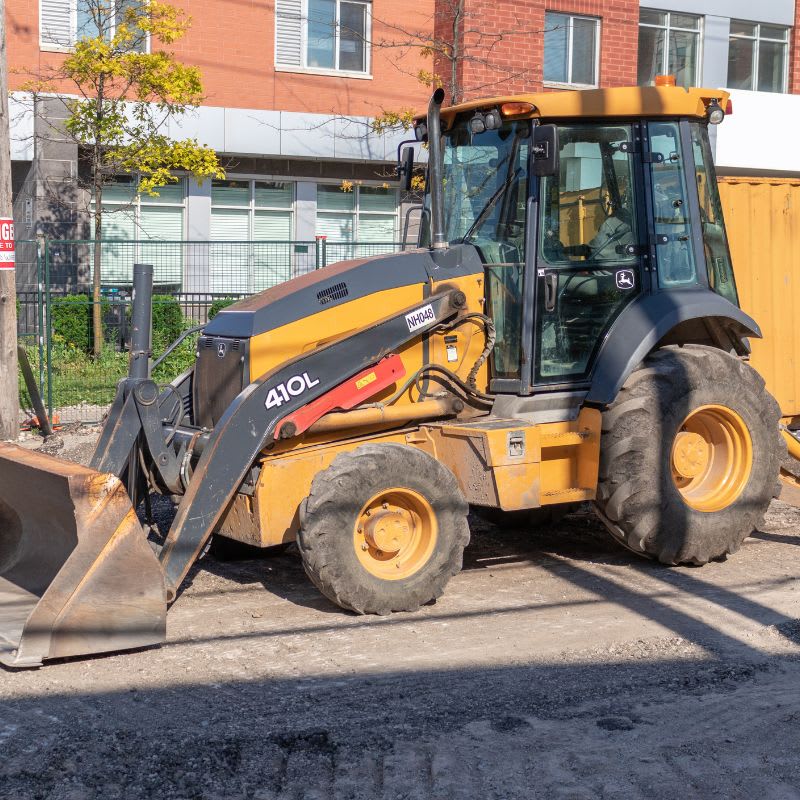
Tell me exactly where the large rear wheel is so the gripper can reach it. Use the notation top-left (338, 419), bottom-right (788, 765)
top-left (298, 443), bottom-right (470, 614)
top-left (595, 345), bottom-right (781, 564)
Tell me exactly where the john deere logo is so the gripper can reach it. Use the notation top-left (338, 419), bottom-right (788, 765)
top-left (615, 270), bottom-right (635, 290)
top-left (217, 342), bottom-right (227, 358)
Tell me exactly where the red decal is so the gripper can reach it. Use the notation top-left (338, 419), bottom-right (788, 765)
top-left (0, 218), bottom-right (14, 270)
top-left (275, 354), bottom-right (405, 439)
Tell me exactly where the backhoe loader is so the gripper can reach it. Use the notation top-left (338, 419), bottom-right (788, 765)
top-left (0, 84), bottom-right (786, 667)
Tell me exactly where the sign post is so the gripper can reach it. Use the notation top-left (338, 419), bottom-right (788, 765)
top-left (0, 6), bottom-right (18, 440)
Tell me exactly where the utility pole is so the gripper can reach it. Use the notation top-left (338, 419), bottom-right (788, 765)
top-left (0, 0), bottom-right (18, 441)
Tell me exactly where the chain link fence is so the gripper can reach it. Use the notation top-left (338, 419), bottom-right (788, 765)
top-left (16, 238), bottom-right (405, 425)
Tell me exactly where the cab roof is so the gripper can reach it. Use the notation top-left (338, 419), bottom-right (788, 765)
top-left (416, 85), bottom-right (729, 127)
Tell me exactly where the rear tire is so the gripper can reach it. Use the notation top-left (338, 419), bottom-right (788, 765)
top-left (595, 345), bottom-right (781, 565)
top-left (298, 443), bottom-right (470, 614)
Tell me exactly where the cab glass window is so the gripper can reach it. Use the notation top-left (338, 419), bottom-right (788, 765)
top-left (439, 118), bottom-right (531, 380)
top-left (539, 125), bottom-right (638, 266)
top-left (690, 122), bottom-right (739, 305)
top-left (648, 122), bottom-right (697, 287)
top-left (536, 124), bottom-right (641, 384)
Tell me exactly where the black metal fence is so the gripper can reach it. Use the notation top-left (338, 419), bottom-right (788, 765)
top-left (16, 238), bottom-right (406, 425)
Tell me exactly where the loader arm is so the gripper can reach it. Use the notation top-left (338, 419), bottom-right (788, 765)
top-left (158, 288), bottom-right (466, 598)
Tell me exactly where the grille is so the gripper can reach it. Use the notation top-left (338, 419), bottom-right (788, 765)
top-left (317, 282), bottom-right (349, 305)
top-left (193, 337), bottom-right (246, 428)
top-left (201, 336), bottom-right (240, 351)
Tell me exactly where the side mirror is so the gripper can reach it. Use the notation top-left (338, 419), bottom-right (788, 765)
top-left (532, 124), bottom-right (560, 177)
top-left (397, 145), bottom-right (416, 191)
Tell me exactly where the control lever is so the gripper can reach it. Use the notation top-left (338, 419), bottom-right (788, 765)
top-left (544, 272), bottom-right (558, 312)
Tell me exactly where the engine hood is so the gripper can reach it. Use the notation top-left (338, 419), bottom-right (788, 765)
top-left (202, 244), bottom-right (484, 339)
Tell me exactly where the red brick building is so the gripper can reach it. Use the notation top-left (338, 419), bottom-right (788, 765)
top-left (4, 0), bottom-right (800, 285)
top-left (436, 0), bottom-right (639, 102)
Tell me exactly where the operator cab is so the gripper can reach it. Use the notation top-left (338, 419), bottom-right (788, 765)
top-left (414, 85), bottom-right (740, 397)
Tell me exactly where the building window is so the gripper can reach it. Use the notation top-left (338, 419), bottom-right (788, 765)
top-left (316, 184), bottom-right (397, 241)
top-left (41, 0), bottom-right (148, 52)
top-left (543, 12), bottom-right (600, 87)
top-left (638, 10), bottom-right (701, 89)
top-left (275, 0), bottom-right (370, 75)
top-left (210, 179), bottom-right (295, 293)
top-left (728, 21), bottom-right (789, 93)
top-left (91, 177), bottom-right (185, 285)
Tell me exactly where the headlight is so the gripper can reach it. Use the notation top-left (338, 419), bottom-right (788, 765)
top-left (707, 100), bottom-right (725, 125)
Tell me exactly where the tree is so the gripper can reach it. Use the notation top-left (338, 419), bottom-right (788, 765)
top-left (336, 0), bottom-right (541, 191)
top-left (0, 4), bottom-right (18, 439)
top-left (362, 0), bottom-right (539, 141)
top-left (28, 1), bottom-right (224, 355)
top-left (378, 0), bottom-right (538, 106)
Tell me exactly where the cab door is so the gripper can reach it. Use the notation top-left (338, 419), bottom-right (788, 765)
top-left (531, 123), bottom-right (647, 388)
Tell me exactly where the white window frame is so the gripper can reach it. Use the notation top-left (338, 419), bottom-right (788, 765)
top-left (40, 0), bottom-right (151, 53)
top-left (89, 176), bottom-right (186, 285)
top-left (543, 12), bottom-right (601, 89)
top-left (210, 178), bottom-right (296, 241)
top-left (275, 0), bottom-right (373, 79)
top-left (315, 182), bottom-right (400, 242)
top-left (209, 177), bottom-right (298, 293)
top-left (728, 20), bottom-right (789, 94)
top-left (638, 9), bottom-right (703, 88)
top-left (93, 176), bottom-right (187, 240)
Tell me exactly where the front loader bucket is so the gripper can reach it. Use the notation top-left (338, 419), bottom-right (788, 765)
top-left (0, 443), bottom-right (166, 668)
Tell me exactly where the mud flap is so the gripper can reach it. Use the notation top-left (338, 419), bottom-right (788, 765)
top-left (0, 443), bottom-right (166, 668)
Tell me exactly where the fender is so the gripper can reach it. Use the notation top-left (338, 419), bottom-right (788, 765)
top-left (586, 288), bottom-right (761, 406)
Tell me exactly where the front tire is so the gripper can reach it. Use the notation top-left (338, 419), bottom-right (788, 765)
top-left (298, 443), bottom-right (470, 614)
top-left (595, 345), bottom-right (781, 565)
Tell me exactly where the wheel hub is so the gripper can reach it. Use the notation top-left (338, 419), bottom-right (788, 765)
top-left (362, 507), bottom-right (413, 554)
top-left (353, 489), bottom-right (438, 580)
top-left (672, 431), bottom-right (710, 479)
top-left (670, 405), bottom-right (753, 512)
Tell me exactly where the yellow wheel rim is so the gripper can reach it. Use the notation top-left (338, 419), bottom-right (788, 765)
top-left (671, 404), bottom-right (752, 512)
top-left (353, 489), bottom-right (438, 580)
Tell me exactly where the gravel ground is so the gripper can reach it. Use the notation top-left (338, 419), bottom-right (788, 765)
top-left (2, 431), bottom-right (800, 799)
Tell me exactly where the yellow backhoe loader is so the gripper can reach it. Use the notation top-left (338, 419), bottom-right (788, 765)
top-left (0, 84), bottom-right (789, 667)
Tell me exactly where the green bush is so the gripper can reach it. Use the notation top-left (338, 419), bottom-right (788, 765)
top-left (151, 294), bottom-right (185, 352)
top-left (152, 333), bottom-right (198, 384)
top-left (208, 297), bottom-right (237, 320)
top-left (51, 294), bottom-right (96, 352)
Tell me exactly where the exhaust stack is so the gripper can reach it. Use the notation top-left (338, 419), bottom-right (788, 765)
top-left (427, 88), bottom-right (447, 250)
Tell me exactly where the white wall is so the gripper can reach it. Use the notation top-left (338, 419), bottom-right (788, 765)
top-left (9, 93), bottom-right (409, 164)
top-left (9, 94), bottom-right (33, 161)
top-left (715, 90), bottom-right (800, 174)
top-left (168, 106), bottom-right (406, 162)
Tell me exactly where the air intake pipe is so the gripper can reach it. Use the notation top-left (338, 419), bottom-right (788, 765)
top-left (427, 88), bottom-right (447, 250)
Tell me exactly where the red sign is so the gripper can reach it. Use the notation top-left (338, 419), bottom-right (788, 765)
top-left (0, 219), bottom-right (14, 270)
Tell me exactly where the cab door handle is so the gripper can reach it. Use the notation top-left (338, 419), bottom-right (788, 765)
top-left (544, 272), bottom-right (558, 312)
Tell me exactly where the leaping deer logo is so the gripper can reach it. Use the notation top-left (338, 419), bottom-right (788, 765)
top-left (616, 270), bottom-right (635, 290)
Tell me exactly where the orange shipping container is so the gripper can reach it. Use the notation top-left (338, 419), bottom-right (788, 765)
top-left (718, 177), bottom-right (800, 421)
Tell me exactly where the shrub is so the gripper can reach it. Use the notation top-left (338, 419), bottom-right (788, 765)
top-left (151, 294), bottom-right (185, 353)
top-left (152, 333), bottom-right (198, 383)
top-left (208, 297), bottom-right (237, 320)
top-left (51, 294), bottom-right (95, 352)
